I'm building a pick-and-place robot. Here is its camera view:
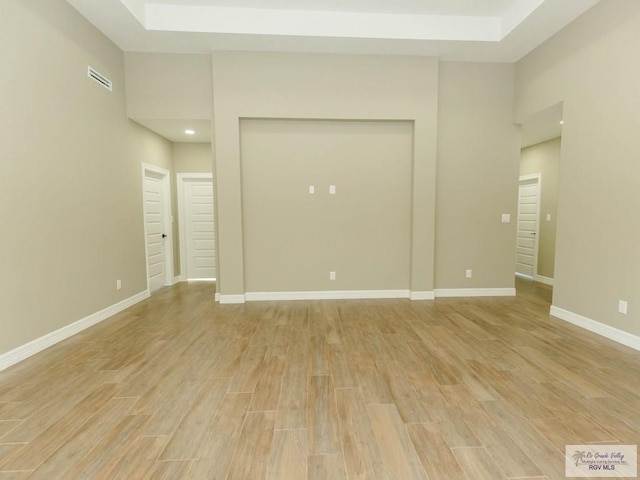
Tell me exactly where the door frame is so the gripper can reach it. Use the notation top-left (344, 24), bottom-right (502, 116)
top-left (516, 173), bottom-right (542, 280)
top-left (141, 164), bottom-right (175, 291)
top-left (177, 173), bottom-right (215, 282)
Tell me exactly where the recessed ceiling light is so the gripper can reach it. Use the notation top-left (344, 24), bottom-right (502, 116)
top-left (185, 129), bottom-right (195, 135)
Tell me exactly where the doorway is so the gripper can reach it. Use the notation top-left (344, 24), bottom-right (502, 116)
top-left (177, 173), bottom-right (216, 281)
top-left (516, 174), bottom-right (541, 279)
top-left (142, 164), bottom-right (174, 292)
top-left (517, 103), bottom-right (562, 286)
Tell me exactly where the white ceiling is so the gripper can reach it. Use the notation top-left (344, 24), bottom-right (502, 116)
top-left (140, 0), bottom-right (516, 16)
top-left (137, 119), bottom-right (211, 143)
top-left (66, 0), bottom-right (588, 143)
top-left (67, 0), bottom-right (600, 61)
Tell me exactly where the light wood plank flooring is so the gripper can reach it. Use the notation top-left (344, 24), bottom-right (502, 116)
top-left (0, 279), bottom-right (639, 479)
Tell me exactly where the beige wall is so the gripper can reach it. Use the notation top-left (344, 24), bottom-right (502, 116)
top-left (516, 0), bottom-right (640, 334)
top-left (241, 119), bottom-right (412, 292)
top-left (0, 0), bottom-right (172, 355)
top-left (173, 143), bottom-right (213, 174)
top-left (124, 53), bottom-right (212, 121)
top-left (211, 52), bottom-right (439, 296)
top-left (520, 137), bottom-right (560, 280)
top-left (435, 62), bottom-right (521, 289)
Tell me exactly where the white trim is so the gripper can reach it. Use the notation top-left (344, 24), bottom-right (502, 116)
top-left (215, 292), bottom-right (221, 302)
top-left (434, 288), bottom-right (516, 298)
top-left (519, 173), bottom-right (541, 182)
top-left (535, 275), bottom-right (554, 286)
top-left (515, 272), bottom-right (533, 280)
top-left (169, 275), bottom-right (182, 285)
top-left (177, 173), bottom-right (215, 283)
top-left (142, 164), bottom-right (175, 291)
top-left (410, 291), bottom-right (435, 300)
top-left (187, 278), bottom-right (216, 282)
top-left (219, 294), bottom-right (246, 304)
top-left (176, 172), bottom-right (184, 278)
top-left (550, 306), bottom-right (640, 352)
top-left (218, 290), bottom-right (437, 301)
top-left (245, 290), bottom-right (410, 301)
top-left (0, 290), bottom-right (149, 372)
top-left (219, 288), bottom-right (516, 302)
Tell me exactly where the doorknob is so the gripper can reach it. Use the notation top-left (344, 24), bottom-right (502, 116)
top-left (530, 232), bottom-right (536, 235)
top-left (162, 234), bottom-right (167, 238)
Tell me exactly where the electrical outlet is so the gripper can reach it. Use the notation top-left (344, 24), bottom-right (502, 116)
top-left (466, 269), bottom-right (472, 279)
top-left (309, 185), bottom-right (315, 194)
top-left (329, 185), bottom-right (336, 195)
top-left (116, 279), bottom-right (122, 290)
top-left (329, 271), bottom-right (336, 280)
top-left (618, 300), bottom-right (628, 315)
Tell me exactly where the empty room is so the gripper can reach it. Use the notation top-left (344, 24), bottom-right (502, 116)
top-left (1, 0), bottom-right (639, 479)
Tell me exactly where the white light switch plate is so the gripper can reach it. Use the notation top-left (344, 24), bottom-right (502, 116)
top-left (501, 214), bottom-right (511, 223)
top-left (309, 185), bottom-right (315, 194)
top-left (618, 300), bottom-right (628, 315)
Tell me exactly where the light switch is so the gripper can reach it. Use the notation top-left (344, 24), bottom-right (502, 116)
top-left (546, 213), bottom-right (552, 222)
top-left (309, 185), bottom-right (315, 194)
top-left (329, 185), bottom-right (336, 195)
top-left (501, 214), bottom-right (511, 223)
top-left (618, 300), bottom-right (628, 315)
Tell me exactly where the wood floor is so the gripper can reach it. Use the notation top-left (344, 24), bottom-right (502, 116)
top-left (0, 280), bottom-right (639, 479)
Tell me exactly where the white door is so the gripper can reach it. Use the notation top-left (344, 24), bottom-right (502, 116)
top-left (178, 174), bottom-right (216, 280)
top-left (143, 165), bottom-right (173, 292)
top-left (516, 174), bottom-right (541, 278)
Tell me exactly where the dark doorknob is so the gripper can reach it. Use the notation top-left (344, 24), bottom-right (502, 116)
top-left (162, 234), bottom-right (167, 238)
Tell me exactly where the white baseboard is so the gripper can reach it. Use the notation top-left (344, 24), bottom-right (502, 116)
top-left (219, 288), bottom-right (515, 303)
top-left (187, 278), bottom-right (216, 282)
top-left (214, 292), bottom-right (220, 302)
top-left (550, 306), bottom-right (640, 352)
top-left (219, 294), bottom-right (246, 304)
top-left (535, 275), bottom-right (554, 286)
top-left (434, 288), bottom-right (516, 298)
top-left (168, 276), bottom-right (182, 286)
top-left (245, 290), bottom-right (411, 301)
top-left (0, 290), bottom-right (150, 372)
top-left (410, 291), bottom-right (435, 300)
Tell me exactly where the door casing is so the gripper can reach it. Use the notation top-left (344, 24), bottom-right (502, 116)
top-left (516, 173), bottom-right (541, 279)
top-left (177, 173), bottom-right (216, 281)
top-left (142, 164), bottom-right (174, 292)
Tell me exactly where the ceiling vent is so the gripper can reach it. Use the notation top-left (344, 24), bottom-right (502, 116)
top-left (87, 66), bottom-right (112, 91)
